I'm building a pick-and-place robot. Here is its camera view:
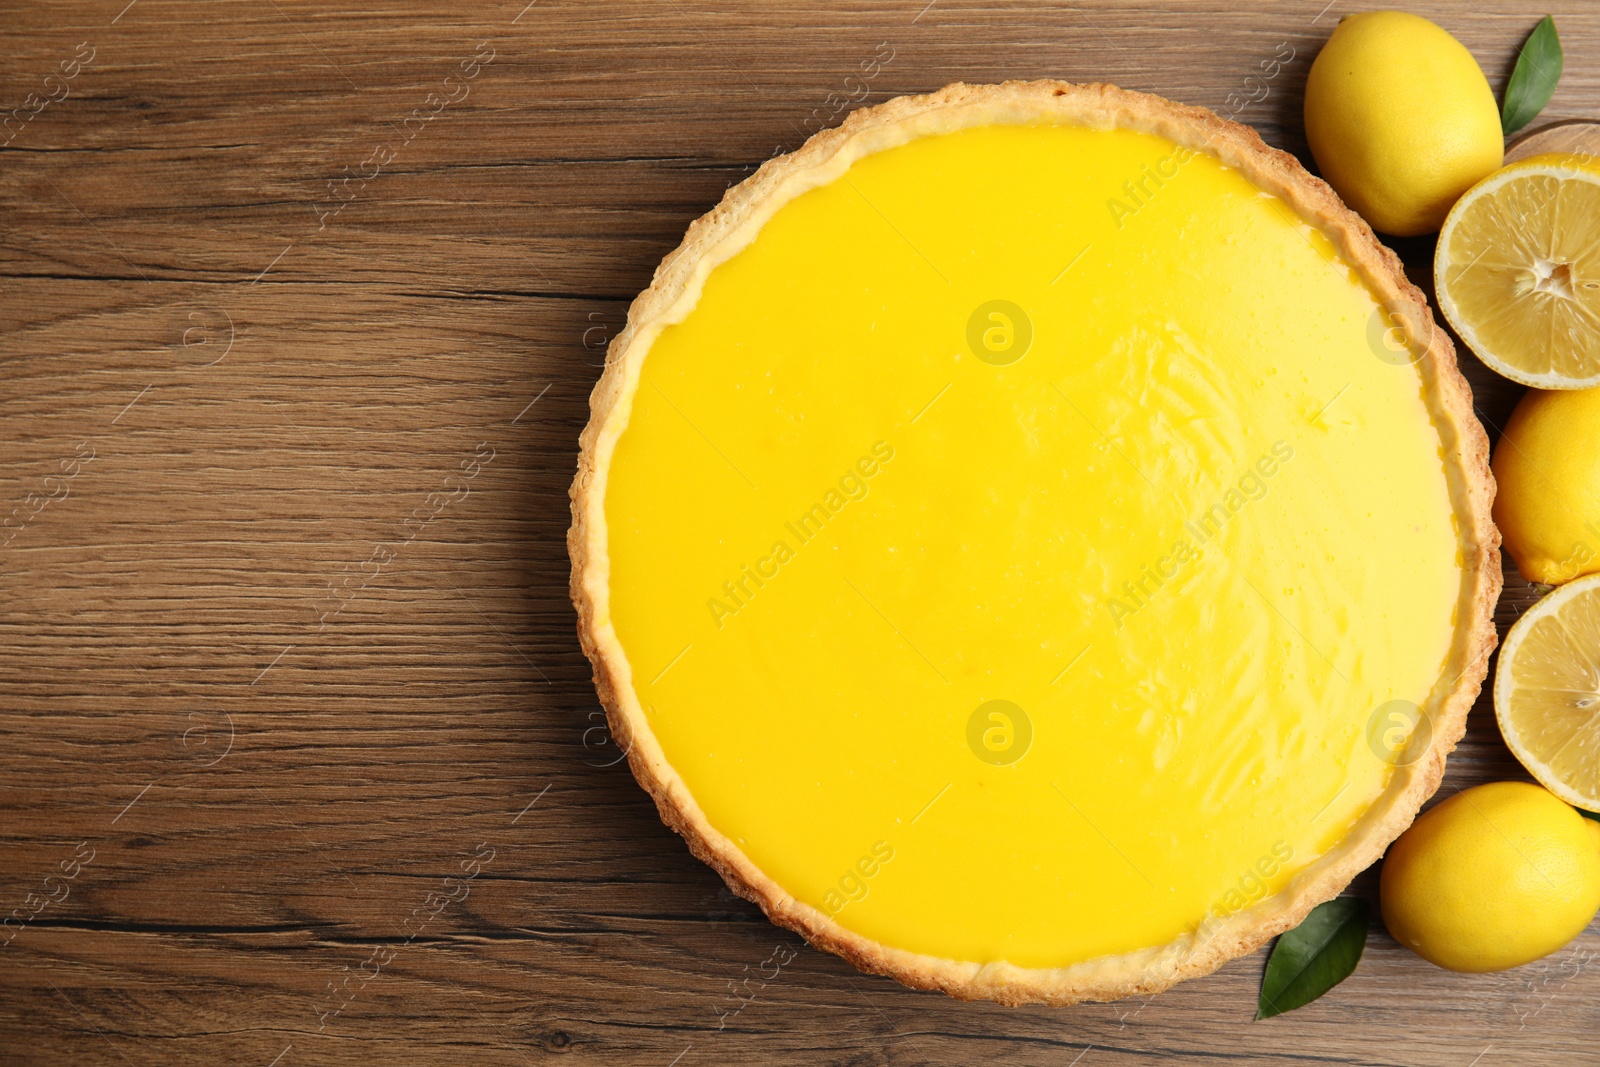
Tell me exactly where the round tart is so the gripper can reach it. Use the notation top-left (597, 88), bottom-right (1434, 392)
top-left (570, 82), bottom-right (1500, 1004)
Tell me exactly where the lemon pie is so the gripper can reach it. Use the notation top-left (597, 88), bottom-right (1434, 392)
top-left (570, 82), bottom-right (1500, 1004)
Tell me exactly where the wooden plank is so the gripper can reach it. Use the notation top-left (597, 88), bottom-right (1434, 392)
top-left (2, 1), bottom-right (1596, 1063)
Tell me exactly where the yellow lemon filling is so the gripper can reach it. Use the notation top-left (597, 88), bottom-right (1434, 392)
top-left (603, 123), bottom-right (1462, 968)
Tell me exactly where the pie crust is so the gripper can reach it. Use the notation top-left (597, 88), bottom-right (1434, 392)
top-left (568, 81), bottom-right (1501, 1005)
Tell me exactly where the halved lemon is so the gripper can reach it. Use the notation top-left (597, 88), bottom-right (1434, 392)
top-left (1435, 153), bottom-right (1600, 389)
top-left (1496, 571), bottom-right (1600, 811)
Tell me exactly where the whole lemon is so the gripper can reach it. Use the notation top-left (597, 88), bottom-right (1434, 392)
top-left (1380, 781), bottom-right (1600, 972)
top-left (1304, 11), bottom-right (1503, 236)
top-left (1493, 388), bottom-right (1600, 585)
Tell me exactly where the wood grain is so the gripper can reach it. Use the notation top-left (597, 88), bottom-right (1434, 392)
top-left (1506, 117), bottom-right (1600, 160)
top-left (1, 2), bottom-right (1596, 1064)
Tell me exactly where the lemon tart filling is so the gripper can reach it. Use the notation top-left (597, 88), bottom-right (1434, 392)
top-left (601, 120), bottom-right (1460, 968)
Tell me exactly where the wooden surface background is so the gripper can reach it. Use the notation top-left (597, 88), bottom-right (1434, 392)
top-left (2, 1), bottom-right (1597, 1063)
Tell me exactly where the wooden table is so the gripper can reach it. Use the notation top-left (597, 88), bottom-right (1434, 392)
top-left (3, 2), bottom-right (1595, 1063)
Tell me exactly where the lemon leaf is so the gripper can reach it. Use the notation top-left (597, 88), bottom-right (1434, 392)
top-left (1502, 16), bottom-right (1563, 135)
top-left (1256, 898), bottom-right (1369, 1020)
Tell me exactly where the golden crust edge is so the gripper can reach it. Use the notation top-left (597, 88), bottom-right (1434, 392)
top-left (567, 79), bottom-right (1502, 1006)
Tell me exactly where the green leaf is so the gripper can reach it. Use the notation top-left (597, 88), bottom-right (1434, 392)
top-left (1256, 897), bottom-right (1369, 1020)
top-left (1502, 16), bottom-right (1564, 136)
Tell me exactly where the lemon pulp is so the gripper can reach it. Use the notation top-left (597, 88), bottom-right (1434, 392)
top-left (1497, 573), bottom-right (1600, 811)
top-left (1437, 155), bottom-right (1600, 387)
top-left (605, 124), bottom-right (1462, 968)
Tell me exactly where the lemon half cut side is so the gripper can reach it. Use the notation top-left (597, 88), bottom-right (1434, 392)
top-left (1435, 154), bottom-right (1600, 389)
top-left (1496, 571), bottom-right (1600, 811)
